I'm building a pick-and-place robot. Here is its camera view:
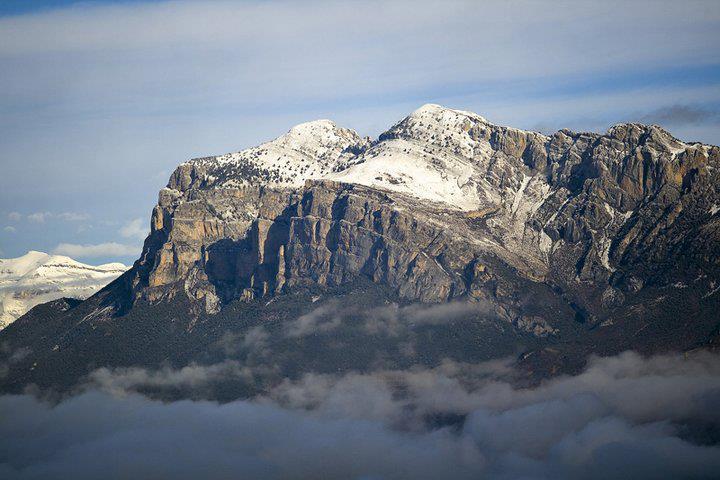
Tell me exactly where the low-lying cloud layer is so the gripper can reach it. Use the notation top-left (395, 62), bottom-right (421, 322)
top-left (52, 241), bottom-right (141, 259)
top-left (282, 300), bottom-right (489, 338)
top-left (2, 351), bottom-right (719, 479)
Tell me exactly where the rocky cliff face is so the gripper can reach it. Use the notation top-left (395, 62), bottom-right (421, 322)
top-left (126, 104), bottom-right (720, 336)
top-left (3, 104), bottom-right (719, 394)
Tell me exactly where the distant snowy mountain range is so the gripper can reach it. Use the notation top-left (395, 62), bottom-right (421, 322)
top-left (0, 251), bottom-right (127, 329)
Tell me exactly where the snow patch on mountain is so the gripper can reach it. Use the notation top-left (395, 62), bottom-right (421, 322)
top-left (326, 137), bottom-right (486, 210)
top-left (184, 120), bottom-right (366, 189)
top-left (175, 104), bottom-right (554, 212)
top-left (328, 104), bottom-right (492, 210)
top-left (174, 103), bottom-right (711, 225)
top-left (0, 251), bottom-right (127, 329)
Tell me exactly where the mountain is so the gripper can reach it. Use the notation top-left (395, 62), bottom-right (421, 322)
top-left (0, 251), bottom-right (127, 329)
top-left (1, 104), bottom-right (719, 395)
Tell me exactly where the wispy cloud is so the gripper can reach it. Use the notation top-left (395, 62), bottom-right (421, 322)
top-left (3, 226), bottom-right (16, 233)
top-left (53, 242), bottom-right (140, 258)
top-left (285, 300), bottom-right (344, 338)
top-left (1, 0), bottom-right (719, 127)
top-left (57, 212), bottom-right (90, 221)
top-left (27, 211), bottom-right (51, 223)
top-left (639, 105), bottom-right (720, 126)
top-left (25, 211), bottom-right (89, 223)
top-left (6, 212), bottom-right (21, 221)
top-left (284, 300), bottom-right (490, 338)
top-left (119, 218), bottom-right (148, 242)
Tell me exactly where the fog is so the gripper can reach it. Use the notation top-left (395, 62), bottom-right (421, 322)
top-left (2, 351), bottom-right (719, 479)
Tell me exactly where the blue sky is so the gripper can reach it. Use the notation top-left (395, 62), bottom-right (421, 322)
top-left (1, 0), bottom-right (719, 265)
top-left (0, 0), bottom-right (151, 15)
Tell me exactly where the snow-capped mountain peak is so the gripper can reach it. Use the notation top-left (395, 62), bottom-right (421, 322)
top-left (0, 250), bottom-right (51, 278)
top-left (326, 104), bottom-right (545, 211)
top-left (407, 103), bottom-right (488, 124)
top-left (282, 119), bottom-right (349, 145)
top-left (0, 251), bottom-right (128, 329)
top-left (179, 119), bottom-right (366, 190)
top-left (168, 104), bottom-right (549, 212)
top-left (168, 104), bottom-right (715, 220)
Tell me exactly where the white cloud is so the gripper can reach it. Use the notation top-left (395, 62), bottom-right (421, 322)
top-left (1, 1), bottom-right (718, 80)
top-left (3, 226), bottom-right (16, 233)
top-left (25, 211), bottom-right (89, 223)
top-left (284, 300), bottom-right (490, 338)
top-left (1, 351), bottom-right (719, 479)
top-left (7, 212), bottom-right (21, 221)
top-left (57, 212), bottom-right (90, 221)
top-left (53, 242), bottom-right (140, 258)
top-left (0, 0), bottom-right (718, 126)
top-left (27, 211), bottom-right (51, 223)
top-left (119, 218), bottom-right (148, 242)
top-left (87, 361), bottom-right (252, 396)
top-left (286, 300), bottom-right (344, 337)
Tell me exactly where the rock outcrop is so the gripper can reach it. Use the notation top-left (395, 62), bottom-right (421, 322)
top-left (126, 104), bottom-right (720, 335)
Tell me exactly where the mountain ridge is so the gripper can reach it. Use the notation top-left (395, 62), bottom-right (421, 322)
top-left (0, 251), bottom-right (127, 329)
top-left (145, 104), bottom-right (719, 314)
top-left (1, 104), bottom-right (718, 393)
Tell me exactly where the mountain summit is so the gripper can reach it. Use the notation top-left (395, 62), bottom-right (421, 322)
top-left (145, 104), bottom-right (719, 312)
top-left (0, 251), bottom-right (127, 329)
top-left (176, 118), bottom-right (366, 190)
top-left (1, 105), bottom-right (719, 392)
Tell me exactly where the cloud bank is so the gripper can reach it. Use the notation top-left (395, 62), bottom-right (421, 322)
top-left (24, 212), bottom-right (89, 223)
top-left (52, 242), bottom-right (141, 259)
top-left (119, 217), bottom-right (148, 242)
top-left (1, 351), bottom-right (719, 479)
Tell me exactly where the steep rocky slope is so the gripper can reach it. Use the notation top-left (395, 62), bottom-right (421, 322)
top-left (132, 104), bottom-right (720, 329)
top-left (0, 251), bottom-right (127, 329)
top-left (2, 104), bottom-right (719, 392)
